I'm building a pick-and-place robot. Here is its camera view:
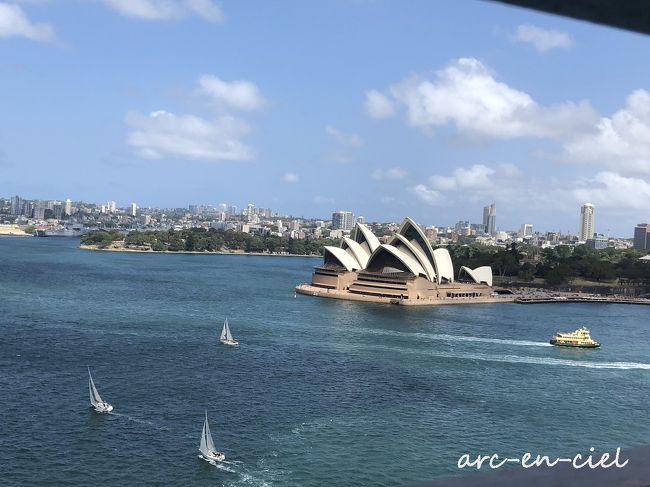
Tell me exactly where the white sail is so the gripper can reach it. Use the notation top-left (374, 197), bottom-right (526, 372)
top-left (88, 368), bottom-right (103, 406)
top-left (225, 322), bottom-right (233, 342)
top-left (200, 410), bottom-right (216, 456)
top-left (220, 319), bottom-right (228, 341)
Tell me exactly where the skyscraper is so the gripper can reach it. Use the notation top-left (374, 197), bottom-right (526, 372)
top-left (131, 203), bottom-right (137, 217)
top-left (482, 203), bottom-right (496, 235)
top-left (332, 211), bottom-right (354, 231)
top-left (519, 224), bottom-right (533, 238)
top-left (64, 198), bottom-right (72, 216)
top-left (633, 223), bottom-right (650, 250)
top-left (579, 203), bottom-right (595, 241)
top-left (10, 195), bottom-right (22, 216)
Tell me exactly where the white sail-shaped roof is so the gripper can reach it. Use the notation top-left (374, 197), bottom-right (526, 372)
top-left (323, 246), bottom-right (361, 271)
top-left (341, 237), bottom-right (370, 268)
top-left (366, 244), bottom-right (427, 277)
top-left (353, 223), bottom-right (380, 255)
top-left (391, 233), bottom-right (436, 282)
top-left (459, 266), bottom-right (493, 286)
top-left (432, 248), bottom-right (454, 283)
top-left (396, 217), bottom-right (437, 274)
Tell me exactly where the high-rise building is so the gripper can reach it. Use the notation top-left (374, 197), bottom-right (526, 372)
top-left (332, 211), bottom-right (354, 232)
top-left (519, 224), bottom-right (533, 238)
top-left (108, 201), bottom-right (117, 213)
top-left (131, 203), bottom-right (137, 217)
top-left (482, 203), bottom-right (496, 235)
top-left (579, 203), bottom-right (595, 241)
top-left (33, 201), bottom-right (46, 220)
top-left (64, 198), bottom-right (72, 216)
top-left (53, 203), bottom-right (63, 219)
top-left (10, 195), bottom-right (22, 215)
top-left (634, 223), bottom-right (650, 250)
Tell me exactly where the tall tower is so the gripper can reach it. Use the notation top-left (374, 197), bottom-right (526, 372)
top-left (579, 203), bottom-right (595, 241)
top-left (64, 199), bottom-right (72, 216)
top-left (332, 211), bottom-right (354, 231)
top-left (482, 203), bottom-right (496, 235)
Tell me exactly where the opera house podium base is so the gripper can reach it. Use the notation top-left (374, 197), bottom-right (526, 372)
top-left (299, 217), bottom-right (515, 306)
top-left (294, 282), bottom-right (516, 306)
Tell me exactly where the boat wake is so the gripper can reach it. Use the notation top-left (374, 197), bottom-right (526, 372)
top-left (421, 333), bottom-right (552, 348)
top-left (352, 327), bottom-right (552, 347)
top-left (198, 455), bottom-right (237, 472)
top-left (365, 344), bottom-right (650, 370)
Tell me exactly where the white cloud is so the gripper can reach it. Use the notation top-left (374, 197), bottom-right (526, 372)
top-left (573, 171), bottom-right (650, 210)
top-left (428, 175), bottom-right (457, 191)
top-left (409, 184), bottom-right (442, 205)
top-left (198, 75), bottom-right (266, 111)
top-left (514, 24), bottom-right (573, 53)
top-left (364, 90), bottom-right (394, 119)
top-left (0, 3), bottom-right (55, 42)
top-left (282, 172), bottom-right (299, 183)
top-left (185, 0), bottom-right (223, 22)
top-left (371, 167), bottom-right (407, 181)
top-left (326, 126), bottom-right (363, 147)
top-left (368, 58), bottom-right (598, 140)
top-left (429, 164), bottom-right (500, 192)
top-left (125, 110), bottom-right (253, 161)
top-left (102, 0), bottom-right (223, 22)
top-left (563, 89), bottom-right (650, 175)
top-left (420, 162), bottom-right (527, 207)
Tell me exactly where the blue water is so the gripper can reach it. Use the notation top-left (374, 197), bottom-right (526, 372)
top-left (0, 237), bottom-right (648, 486)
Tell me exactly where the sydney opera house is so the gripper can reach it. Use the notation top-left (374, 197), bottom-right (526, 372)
top-left (296, 217), bottom-right (514, 305)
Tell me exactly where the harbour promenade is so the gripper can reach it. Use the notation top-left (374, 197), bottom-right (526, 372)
top-left (515, 295), bottom-right (650, 305)
top-left (297, 284), bottom-right (650, 306)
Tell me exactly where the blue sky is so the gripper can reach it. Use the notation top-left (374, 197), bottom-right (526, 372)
top-left (1, 0), bottom-right (650, 236)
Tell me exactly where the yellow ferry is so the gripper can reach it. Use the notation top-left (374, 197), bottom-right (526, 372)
top-left (550, 327), bottom-right (600, 348)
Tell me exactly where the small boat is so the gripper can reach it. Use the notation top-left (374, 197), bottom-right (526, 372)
top-left (199, 410), bottom-right (225, 462)
top-left (550, 327), bottom-right (600, 348)
top-left (220, 318), bottom-right (239, 346)
top-left (88, 367), bottom-right (114, 413)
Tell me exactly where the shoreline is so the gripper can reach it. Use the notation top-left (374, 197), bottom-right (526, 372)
top-left (79, 244), bottom-right (320, 258)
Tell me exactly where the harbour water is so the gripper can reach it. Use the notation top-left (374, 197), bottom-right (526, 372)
top-left (0, 237), bottom-right (648, 486)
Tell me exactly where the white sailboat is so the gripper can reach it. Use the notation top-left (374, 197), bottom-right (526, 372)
top-left (88, 367), bottom-right (113, 413)
top-left (220, 318), bottom-right (239, 346)
top-left (199, 410), bottom-right (225, 462)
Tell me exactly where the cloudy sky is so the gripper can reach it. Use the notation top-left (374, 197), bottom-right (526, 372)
top-left (1, 0), bottom-right (650, 235)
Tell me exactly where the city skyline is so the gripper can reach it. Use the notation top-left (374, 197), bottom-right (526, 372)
top-left (2, 191), bottom-right (636, 238)
top-left (1, 1), bottom-right (650, 234)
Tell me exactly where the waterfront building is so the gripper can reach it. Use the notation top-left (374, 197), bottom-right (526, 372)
top-left (64, 199), bottom-right (72, 216)
top-left (483, 203), bottom-right (496, 235)
top-left (579, 203), bottom-right (595, 241)
top-left (519, 224), bottom-right (533, 238)
top-left (332, 211), bottom-right (354, 232)
top-left (634, 223), bottom-right (650, 250)
top-left (297, 217), bottom-right (513, 306)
